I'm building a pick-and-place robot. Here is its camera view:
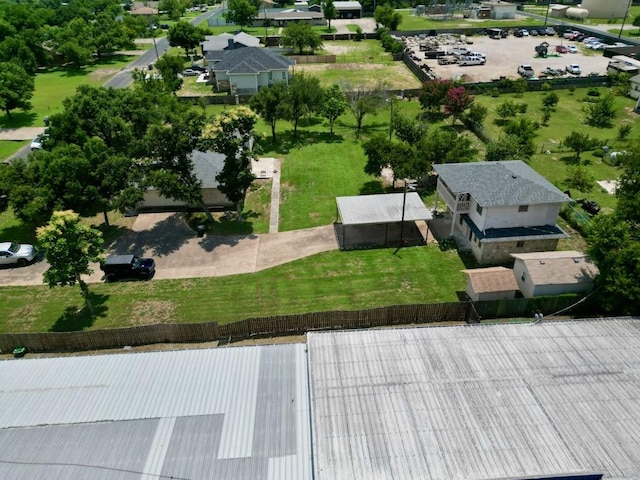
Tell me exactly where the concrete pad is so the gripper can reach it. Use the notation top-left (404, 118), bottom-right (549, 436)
top-left (597, 179), bottom-right (618, 195)
top-left (0, 127), bottom-right (46, 141)
top-left (252, 157), bottom-right (277, 179)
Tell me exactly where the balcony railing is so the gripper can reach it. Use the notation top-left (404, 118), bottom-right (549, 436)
top-left (456, 201), bottom-right (470, 213)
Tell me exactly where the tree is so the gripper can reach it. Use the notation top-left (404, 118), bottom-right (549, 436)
top-left (342, 82), bottom-right (384, 132)
top-left (616, 147), bottom-right (640, 226)
top-left (564, 164), bottom-right (595, 192)
top-left (563, 130), bottom-right (597, 162)
top-left (503, 117), bottom-right (539, 159)
top-left (419, 128), bottom-right (477, 165)
top-left (36, 210), bottom-right (105, 315)
top-left (0, 62), bottom-right (34, 119)
top-left (250, 82), bottom-right (289, 142)
top-left (51, 18), bottom-right (94, 67)
top-left (374, 4), bottom-right (402, 30)
top-left (485, 134), bottom-right (524, 162)
top-left (224, 0), bottom-right (258, 31)
top-left (167, 21), bottom-right (206, 56)
top-left (464, 103), bottom-right (488, 128)
top-left (496, 100), bottom-right (518, 120)
top-left (418, 79), bottom-right (451, 114)
top-left (91, 12), bottom-right (136, 59)
top-left (362, 134), bottom-right (423, 184)
top-left (282, 21), bottom-right (323, 54)
top-left (634, 14), bottom-right (640, 34)
top-left (392, 113), bottom-right (428, 144)
top-left (159, 0), bottom-right (187, 21)
top-left (321, 84), bottom-right (347, 134)
top-left (284, 73), bottom-right (323, 136)
top-left (201, 107), bottom-right (257, 218)
top-left (323, 0), bottom-right (338, 31)
top-left (542, 91), bottom-right (559, 109)
top-left (584, 93), bottom-right (616, 128)
top-left (443, 86), bottom-right (473, 125)
top-left (586, 214), bottom-right (640, 314)
top-left (512, 77), bottom-right (528, 97)
top-left (155, 53), bottom-right (185, 93)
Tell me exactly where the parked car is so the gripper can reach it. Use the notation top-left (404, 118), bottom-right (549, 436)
top-left (514, 29), bottom-right (523, 37)
top-left (187, 64), bottom-right (207, 72)
top-left (545, 27), bottom-right (556, 36)
top-left (520, 29), bottom-right (530, 37)
top-left (566, 64), bottom-right (581, 75)
top-left (529, 29), bottom-right (539, 36)
top-left (30, 136), bottom-right (43, 150)
top-left (0, 242), bottom-right (37, 267)
top-left (567, 45), bottom-right (578, 53)
top-left (556, 45), bottom-right (568, 53)
top-left (181, 68), bottom-right (200, 76)
top-left (518, 64), bottom-right (534, 78)
top-left (101, 254), bottom-right (155, 282)
top-left (587, 42), bottom-right (606, 50)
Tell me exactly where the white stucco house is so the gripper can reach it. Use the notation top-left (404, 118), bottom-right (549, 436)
top-left (138, 151), bottom-right (233, 211)
top-left (209, 47), bottom-right (295, 94)
top-left (511, 250), bottom-right (599, 298)
top-left (432, 161), bottom-right (571, 265)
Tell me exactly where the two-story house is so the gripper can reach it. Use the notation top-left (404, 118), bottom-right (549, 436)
top-left (432, 161), bottom-right (571, 264)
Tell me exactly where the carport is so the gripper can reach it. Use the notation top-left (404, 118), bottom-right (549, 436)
top-left (335, 193), bottom-right (433, 249)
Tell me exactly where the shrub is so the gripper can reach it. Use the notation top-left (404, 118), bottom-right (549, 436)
top-left (618, 124), bottom-right (632, 140)
top-left (354, 26), bottom-right (363, 41)
top-left (587, 87), bottom-right (601, 97)
top-left (516, 102), bottom-right (528, 114)
top-left (490, 87), bottom-right (501, 97)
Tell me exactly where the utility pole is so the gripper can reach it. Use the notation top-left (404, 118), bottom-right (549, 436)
top-left (619, 0), bottom-right (634, 39)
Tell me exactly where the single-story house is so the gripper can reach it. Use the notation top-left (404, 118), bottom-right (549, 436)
top-left (138, 150), bottom-right (232, 210)
top-left (512, 250), bottom-right (599, 298)
top-left (254, 9), bottom-right (325, 26)
top-left (334, 1), bottom-right (362, 19)
top-left (210, 47), bottom-right (295, 94)
top-left (629, 73), bottom-right (640, 99)
top-left (462, 266), bottom-right (519, 301)
top-left (432, 161), bottom-right (571, 265)
top-left (201, 32), bottom-right (260, 60)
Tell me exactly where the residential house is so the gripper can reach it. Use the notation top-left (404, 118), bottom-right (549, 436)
top-left (254, 9), bottom-right (325, 27)
top-left (138, 150), bottom-right (233, 210)
top-left (201, 32), bottom-right (260, 63)
top-left (432, 161), bottom-right (570, 265)
top-left (512, 250), bottom-right (599, 298)
top-left (210, 47), bottom-right (295, 94)
top-left (462, 266), bottom-right (519, 301)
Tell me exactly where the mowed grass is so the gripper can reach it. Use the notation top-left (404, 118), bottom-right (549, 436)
top-left (0, 245), bottom-right (466, 333)
top-left (397, 9), bottom-right (544, 31)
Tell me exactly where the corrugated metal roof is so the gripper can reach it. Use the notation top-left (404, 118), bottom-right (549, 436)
top-left (337, 192), bottom-right (433, 225)
top-left (308, 319), bottom-right (640, 480)
top-left (0, 344), bottom-right (311, 480)
top-left (433, 161), bottom-right (571, 207)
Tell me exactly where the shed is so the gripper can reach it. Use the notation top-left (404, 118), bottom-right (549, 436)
top-left (511, 250), bottom-right (599, 298)
top-left (462, 266), bottom-right (519, 301)
top-left (334, 1), bottom-right (362, 18)
top-left (335, 192), bottom-right (432, 249)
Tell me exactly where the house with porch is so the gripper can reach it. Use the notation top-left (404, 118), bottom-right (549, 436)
top-left (209, 47), bottom-right (295, 94)
top-left (432, 161), bottom-right (571, 265)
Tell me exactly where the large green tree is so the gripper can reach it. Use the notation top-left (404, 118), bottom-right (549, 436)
top-left (155, 53), bottom-right (185, 93)
top-left (363, 134), bottom-right (423, 184)
top-left (37, 210), bottom-right (105, 315)
top-left (201, 107), bottom-right (258, 219)
top-left (616, 146), bottom-right (640, 227)
top-left (224, 0), bottom-right (258, 31)
top-left (159, 0), bottom-right (187, 21)
top-left (342, 82), bottom-right (384, 132)
top-left (321, 84), bottom-right (347, 134)
top-left (323, 0), bottom-right (338, 30)
top-left (249, 82), bottom-right (289, 142)
top-left (0, 62), bottom-right (34, 119)
top-left (282, 21), bottom-right (323, 54)
top-left (167, 21), bottom-right (206, 56)
top-left (563, 130), bottom-right (597, 163)
top-left (374, 4), bottom-right (402, 30)
top-left (285, 73), bottom-right (323, 137)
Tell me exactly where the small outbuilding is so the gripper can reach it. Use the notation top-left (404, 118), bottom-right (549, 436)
top-left (334, 1), bottom-right (362, 19)
top-left (335, 193), bottom-right (432, 249)
top-left (481, 0), bottom-right (516, 19)
top-left (511, 250), bottom-right (599, 298)
top-left (462, 266), bottom-right (519, 301)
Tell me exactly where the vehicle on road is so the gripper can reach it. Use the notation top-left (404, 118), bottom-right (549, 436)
top-left (30, 136), bottom-right (43, 150)
top-left (0, 242), bottom-right (37, 267)
top-left (566, 64), bottom-right (581, 75)
top-left (101, 254), bottom-right (156, 282)
top-left (518, 64), bottom-right (534, 78)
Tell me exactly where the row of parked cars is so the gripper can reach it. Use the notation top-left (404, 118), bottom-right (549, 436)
top-left (518, 63), bottom-right (582, 78)
top-left (514, 27), bottom-right (557, 37)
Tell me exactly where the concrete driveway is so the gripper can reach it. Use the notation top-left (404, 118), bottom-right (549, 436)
top-left (0, 213), bottom-right (339, 286)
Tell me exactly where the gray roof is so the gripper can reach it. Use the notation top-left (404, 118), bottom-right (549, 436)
top-left (212, 47), bottom-right (295, 75)
top-left (201, 32), bottom-right (260, 53)
top-left (0, 345), bottom-right (312, 479)
top-left (334, 1), bottom-right (362, 9)
top-left (336, 192), bottom-right (433, 225)
top-left (258, 10), bottom-right (325, 20)
top-left (433, 161), bottom-right (571, 207)
top-left (192, 150), bottom-right (225, 188)
top-left (308, 319), bottom-right (640, 479)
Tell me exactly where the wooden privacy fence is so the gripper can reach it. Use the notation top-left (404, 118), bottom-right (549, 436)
top-left (0, 302), bottom-right (476, 353)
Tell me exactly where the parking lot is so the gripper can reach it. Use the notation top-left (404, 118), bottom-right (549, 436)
top-left (405, 34), bottom-right (611, 82)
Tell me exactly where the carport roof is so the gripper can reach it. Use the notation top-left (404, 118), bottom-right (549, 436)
top-left (336, 192), bottom-right (432, 225)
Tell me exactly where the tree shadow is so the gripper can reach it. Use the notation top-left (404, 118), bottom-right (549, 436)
top-left (49, 292), bottom-right (109, 332)
top-left (97, 225), bottom-right (131, 246)
top-left (560, 155), bottom-right (580, 165)
top-left (274, 129), bottom-right (344, 153)
top-left (360, 180), bottom-right (386, 195)
top-left (358, 121), bottom-right (389, 137)
top-left (108, 212), bottom-right (193, 257)
top-left (0, 112), bottom-right (39, 129)
top-left (493, 118), bottom-right (510, 127)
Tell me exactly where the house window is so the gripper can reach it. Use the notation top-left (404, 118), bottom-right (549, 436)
top-left (459, 215), bottom-right (463, 225)
top-left (476, 204), bottom-right (483, 215)
top-left (268, 72), bottom-right (273, 81)
top-left (516, 240), bottom-right (525, 248)
top-left (521, 272), bottom-right (526, 282)
top-left (281, 71), bottom-right (286, 80)
top-left (518, 205), bottom-right (529, 212)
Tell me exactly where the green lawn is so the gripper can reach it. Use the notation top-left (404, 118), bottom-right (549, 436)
top-left (397, 9), bottom-right (544, 31)
top-left (0, 245), bottom-right (466, 333)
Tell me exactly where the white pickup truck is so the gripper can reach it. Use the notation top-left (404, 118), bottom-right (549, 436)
top-left (517, 64), bottom-right (534, 78)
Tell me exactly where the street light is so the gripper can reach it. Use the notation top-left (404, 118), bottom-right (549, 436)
top-left (543, 0), bottom-right (550, 27)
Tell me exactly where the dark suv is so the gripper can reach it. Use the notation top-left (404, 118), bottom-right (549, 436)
top-left (101, 254), bottom-right (155, 282)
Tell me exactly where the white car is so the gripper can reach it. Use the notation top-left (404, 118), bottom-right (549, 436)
top-left (566, 64), bottom-right (581, 75)
top-left (0, 242), bottom-right (37, 267)
top-left (567, 45), bottom-right (578, 53)
top-left (587, 42), bottom-right (606, 50)
top-left (30, 136), bottom-right (43, 150)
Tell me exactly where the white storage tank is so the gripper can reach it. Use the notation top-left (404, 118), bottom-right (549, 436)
top-left (581, 0), bottom-right (628, 19)
top-left (566, 7), bottom-right (589, 19)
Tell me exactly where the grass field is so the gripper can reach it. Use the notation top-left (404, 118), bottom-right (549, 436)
top-left (397, 9), bottom-right (544, 31)
top-left (0, 245), bottom-right (465, 333)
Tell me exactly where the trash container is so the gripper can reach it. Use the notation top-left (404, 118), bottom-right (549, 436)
top-left (196, 225), bottom-right (206, 237)
top-left (13, 346), bottom-right (26, 358)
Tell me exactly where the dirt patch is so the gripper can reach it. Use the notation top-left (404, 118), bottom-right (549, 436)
top-left (323, 43), bottom-right (365, 55)
top-left (130, 300), bottom-right (176, 325)
top-left (89, 68), bottom-right (125, 82)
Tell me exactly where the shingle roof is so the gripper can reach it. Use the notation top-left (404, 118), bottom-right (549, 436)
top-left (334, 1), bottom-right (362, 9)
top-left (512, 250), bottom-right (600, 285)
top-left (191, 150), bottom-right (225, 188)
top-left (211, 47), bottom-right (295, 74)
top-left (462, 266), bottom-right (518, 293)
top-left (201, 32), bottom-right (260, 52)
top-left (433, 161), bottom-right (571, 207)
top-left (462, 214), bottom-right (568, 242)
